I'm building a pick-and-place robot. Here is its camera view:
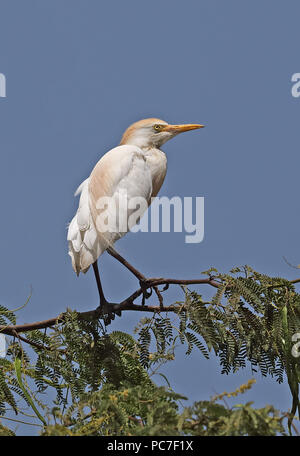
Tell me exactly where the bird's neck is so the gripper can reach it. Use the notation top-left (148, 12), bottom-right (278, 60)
top-left (141, 145), bottom-right (159, 151)
top-left (121, 139), bottom-right (163, 156)
top-left (140, 146), bottom-right (164, 157)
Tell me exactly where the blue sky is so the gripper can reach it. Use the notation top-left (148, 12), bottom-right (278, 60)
top-left (0, 0), bottom-right (300, 434)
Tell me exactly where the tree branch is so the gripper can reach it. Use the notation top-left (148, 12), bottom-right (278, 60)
top-left (2, 273), bottom-right (299, 342)
top-left (0, 276), bottom-right (219, 337)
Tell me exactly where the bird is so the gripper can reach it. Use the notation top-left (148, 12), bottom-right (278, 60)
top-left (67, 118), bottom-right (204, 324)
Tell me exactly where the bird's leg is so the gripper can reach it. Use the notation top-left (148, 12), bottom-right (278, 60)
top-left (107, 246), bottom-right (145, 281)
top-left (106, 246), bottom-right (161, 305)
top-left (92, 261), bottom-right (121, 325)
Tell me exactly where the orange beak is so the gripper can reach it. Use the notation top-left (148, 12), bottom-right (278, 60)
top-left (162, 123), bottom-right (205, 133)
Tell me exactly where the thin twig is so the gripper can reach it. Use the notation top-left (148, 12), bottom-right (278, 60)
top-left (1, 274), bottom-right (299, 344)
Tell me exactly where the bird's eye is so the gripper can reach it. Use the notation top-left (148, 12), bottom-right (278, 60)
top-left (153, 124), bottom-right (163, 132)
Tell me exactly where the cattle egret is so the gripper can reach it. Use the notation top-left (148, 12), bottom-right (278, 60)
top-left (68, 118), bottom-right (204, 323)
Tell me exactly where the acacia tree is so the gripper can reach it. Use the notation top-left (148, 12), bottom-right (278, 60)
top-left (0, 265), bottom-right (299, 436)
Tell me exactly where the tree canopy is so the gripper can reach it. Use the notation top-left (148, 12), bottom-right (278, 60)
top-left (0, 265), bottom-right (299, 436)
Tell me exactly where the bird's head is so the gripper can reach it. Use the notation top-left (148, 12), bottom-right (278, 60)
top-left (120, 118), bottom-right (204, 149)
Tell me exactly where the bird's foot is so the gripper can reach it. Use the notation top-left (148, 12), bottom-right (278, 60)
top-left (139, 279), bottom-right (153, 305)
top-left (139, 277), bottom-right (166, 306)
top-left (140, 277), bottom-right (165, 289)
top-left (96, 300), bottom-right (122, 326)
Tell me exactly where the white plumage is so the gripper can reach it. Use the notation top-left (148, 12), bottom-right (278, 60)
top-left (67, 118), bottom-right (203, 277)
top-left (68, 145), bottom-right (156, 275)
top-left (67, 178), bottom-right (99, 274)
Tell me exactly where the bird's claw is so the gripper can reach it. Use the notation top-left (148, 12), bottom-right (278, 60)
top-left (97, 301), bottom-right (122, 326)
top-left (139, 279), bottom-right (153, 305)
top-left (139, 277), bottom-right (169, 307)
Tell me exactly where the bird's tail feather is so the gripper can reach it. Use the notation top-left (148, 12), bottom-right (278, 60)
top-left (67, 178), bottom-right (105, 275)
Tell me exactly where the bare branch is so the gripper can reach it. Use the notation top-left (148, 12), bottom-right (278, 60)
top-left (0, 276), bottom-right (220, 338)
top-left (2, 273), bottom-right (299, 345)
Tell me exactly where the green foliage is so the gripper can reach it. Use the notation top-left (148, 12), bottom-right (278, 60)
top-left (40, 380), bottom-right (286, 436)
top-left (184, 400), bottom-right (285, 436)
top-left (0, 265), bottom-right (300, 435)
top-left (181, 379), bottom-right (287, 436)
top-left (0, 423), bottom-right (15, 436)
top-left (42, 385), bottom-right (185, 436)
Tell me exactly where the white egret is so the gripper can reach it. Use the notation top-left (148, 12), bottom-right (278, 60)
top-left (67, 118), bottom-right (204, 323)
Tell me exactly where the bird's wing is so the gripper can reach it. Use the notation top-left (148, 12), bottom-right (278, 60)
top-left (67, 145), bottom-right (153, 275)
top-left (67, 178), bottom-right (103, 275)
top-left (89, 145), bottom-right (153, 242)
top-left (74, 177), bottom-right (89, 197)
